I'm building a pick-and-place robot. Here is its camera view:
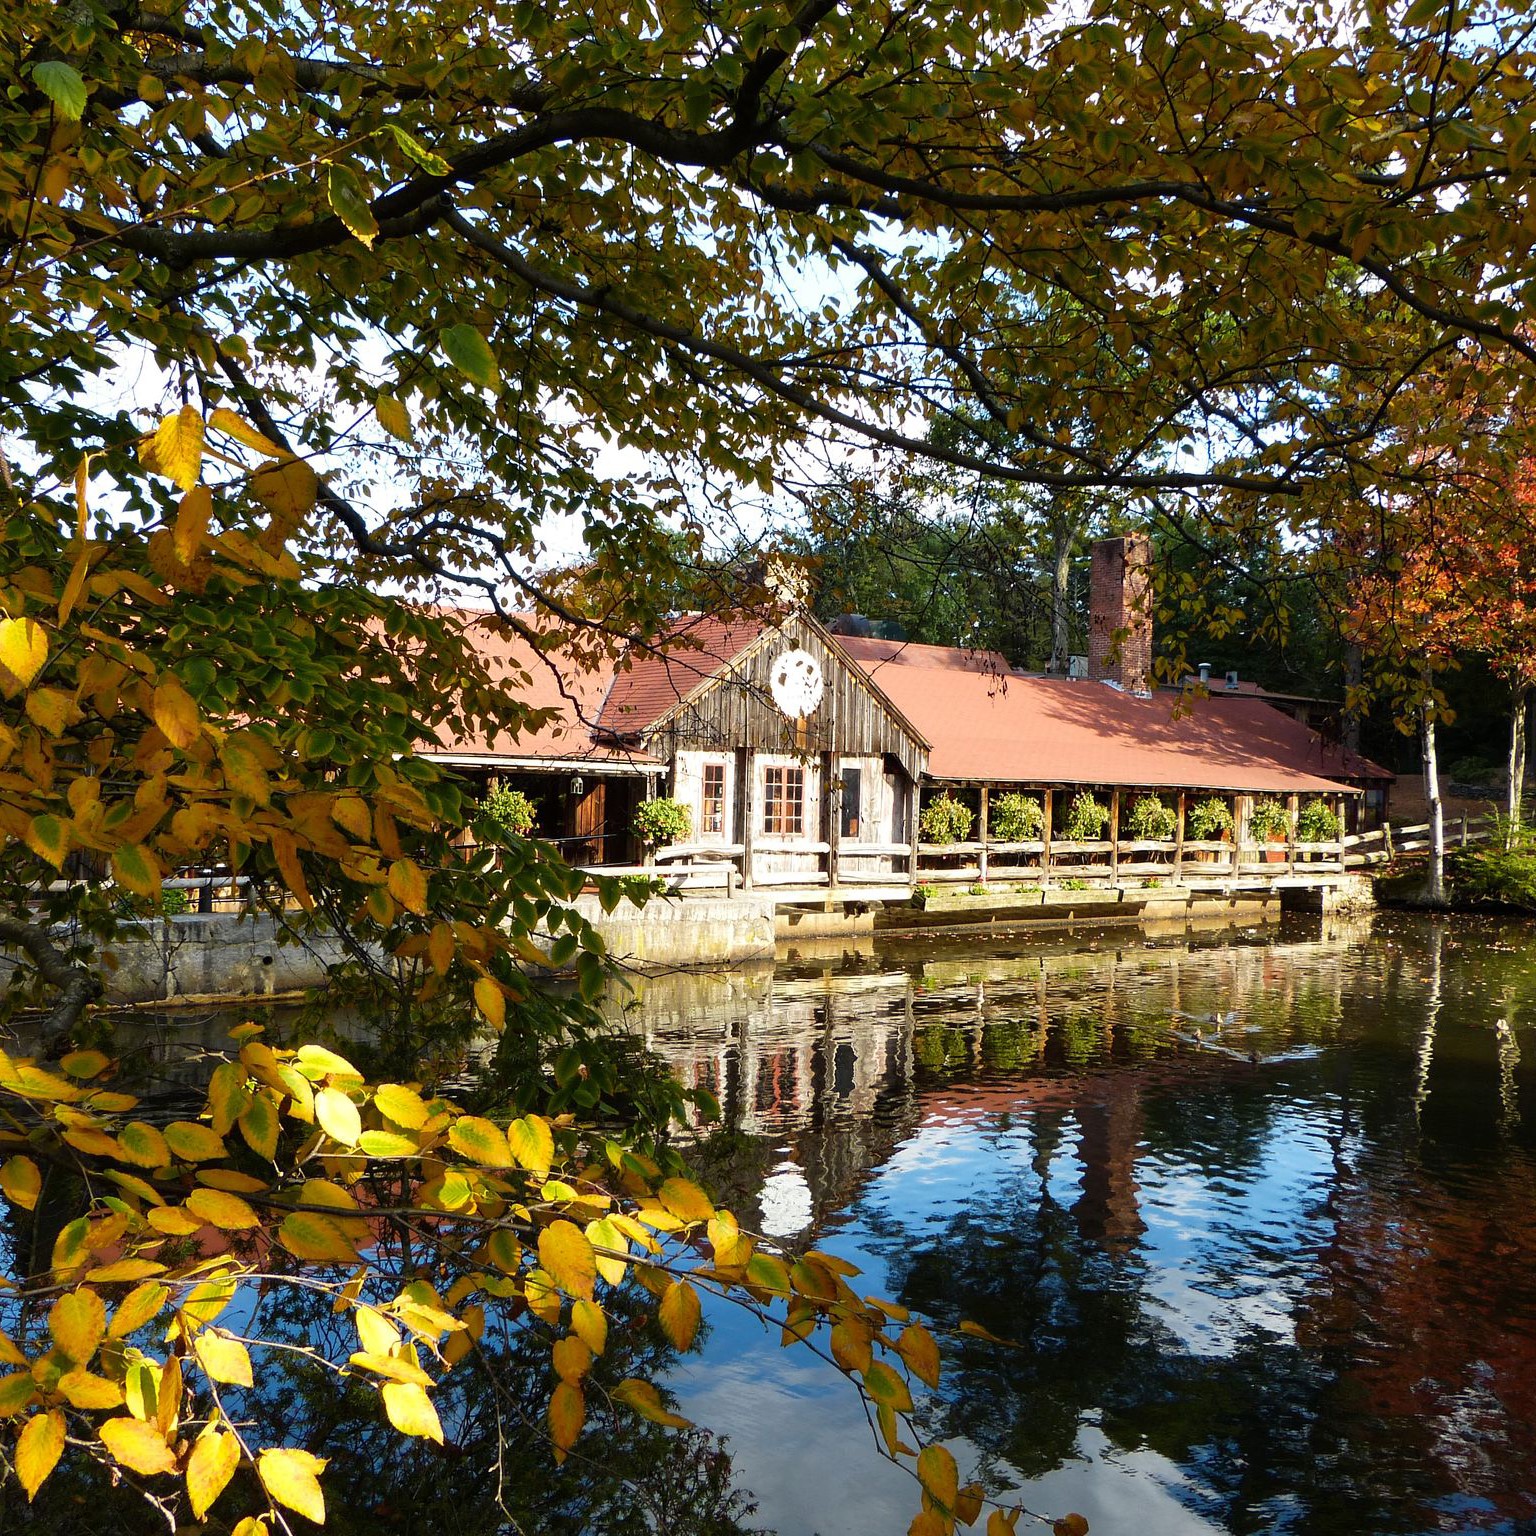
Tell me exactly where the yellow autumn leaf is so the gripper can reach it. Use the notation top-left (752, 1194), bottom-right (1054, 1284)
top-left (16, 1409), bottom-right (65, 1500)
top-left (151, 403), bottom-right (205, 491)
top-left (657, 1176), bottom-right (714, 1224)
top-left (100, 1415), bottom-right (179, 1476)
top-left (381, 1381), bottom-right (443, 1443)
top-left (538, 1220), bottom-right (596, 1301)
top-left (111, 844), bottom-right (162, 900)
top-left (658, 1280), bottom-right (701, 1352)
top-left (279, 1210), bottom-right (359, 1262)
top-left (194, 1330), bottom-right (254, 1388)
top-left (447, 1114), bottom-right (509, 1166)
top-left (0, 1155), bottom-right (41, 1210)
top-left (917, 1443), bottom-right (959, 1514)
top-left (473, 975), bottom-right (505, 1030)
top-left (374, 1083), bottom-right (429, 1129)
top-left (315, 1086), bottom-right (362, 1146)
top-left (49, 1289), bottom-right (106, 1365)
top-left (896, 1322), bottom-right (941, 1389)
top-left (548, 1379), bottom-right (584, 1462)
top-left (353, 1305), bottom-right (400, 1357)
top-left (59, 1370), bottom-right (126, 1410)
top-left (427, 921), bottom-right (454, 975)
top-left (386, 857), bottom-right (428, 915)
top-left (571, 1298), bottom-right (608, 1356)
top-left (257, 1446), bottom-right (327, 1524)
top-left (24, 686), bottom-right (73, 735)
top-left (24, 814), bottom-right (69, 868)
top-left (611, 1378), bottom-right (691, 1428)
top-left (109, 1282), bottom-right (169, 1340)
top-left (552, 1335), bottom-right (591, 1384)
top-left (173, 484), bottom-right (214, 563)
top-left (506, 1114), bottom-right (554, 1175)
top-left (117, 1120), bottom-right (171, 1168)
top-left (151, 676), bottom-right (200, 749)
top-left (187, 1427), bottom-right (241, 1520)
top-left (250, 456), bottom-right (319, 520)
top-left (208, 406), bottom-right (285, 456)
top-left (376, 393), bottom-right (411, 441)
top-left (0, 616), bottom-right (48, 694)
top-left (163, 1120), bottom-right (227, 1161)
top-left (584, 1216), bottom-right (629, 1286)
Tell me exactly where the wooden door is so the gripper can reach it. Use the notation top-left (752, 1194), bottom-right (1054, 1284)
top-left (572, 781), bottom-right (607, 865)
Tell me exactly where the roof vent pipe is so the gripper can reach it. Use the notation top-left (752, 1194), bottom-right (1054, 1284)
top-left (1198, 662), bottom-right (1211, 684)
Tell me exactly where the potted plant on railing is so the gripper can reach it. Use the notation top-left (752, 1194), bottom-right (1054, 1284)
top-left (919, 793), bottom-right (975, 846)
top-left (1249, 798), bottom-right (1292, 863)
top-left (477, 784), bottom-right (538, 842)
top-left (1187, 795), bottom-right (1233, 861)
top-left (633, 797), bottom-right (692, 863)
top-left (1125, 794), bottom-right (1177, 843)
top-left (1296, 799), bottom-right (1342, 861)
top-left (1062, 790), bottom-right (1110, 842)
top-left (989, 792), bottom-right (1043, 842)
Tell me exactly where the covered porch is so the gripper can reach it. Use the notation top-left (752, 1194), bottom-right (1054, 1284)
top-left (912, 782), bottom-right (1354, 891)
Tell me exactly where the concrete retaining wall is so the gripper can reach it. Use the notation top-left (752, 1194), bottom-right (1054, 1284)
top-left (573, 893), bottom-right (777, 968)
top-left (96, 914), bottom-right (349, 1004)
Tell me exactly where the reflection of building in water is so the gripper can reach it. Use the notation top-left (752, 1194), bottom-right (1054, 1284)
top-left (610, 917), bottom-right (1385, 1239)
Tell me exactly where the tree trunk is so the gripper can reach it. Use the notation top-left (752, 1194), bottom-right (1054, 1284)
top-left (1047, 515), bottom-right (1073, 676)
top-left (1508, 681), bottom-right (1531, 843)
top-left (1422, 696), bottom-right (1446, 906)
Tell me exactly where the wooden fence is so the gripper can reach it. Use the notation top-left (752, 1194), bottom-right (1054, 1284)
top-left (1341, 812), bottom-right (1498, 868)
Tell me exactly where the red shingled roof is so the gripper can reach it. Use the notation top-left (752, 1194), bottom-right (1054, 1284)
top-left (415, 611), bottom-right (651, 764)
top-left (597, 614), bottom-right (770, 735)
top-left (850, 665), bottom-right (1373, 793)
top-left (832, 634), bottom-right (1011, 676)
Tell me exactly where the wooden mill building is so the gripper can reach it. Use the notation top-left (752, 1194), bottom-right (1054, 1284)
top-left (417, 536), bottom-right (1391, 899)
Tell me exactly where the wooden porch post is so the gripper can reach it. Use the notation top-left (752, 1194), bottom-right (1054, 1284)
top-left (1335, 794), bottom-right (1347, 870)
top-left (908, 779), bottom-right (921, 883)
top-left (1286, 792), bottom-right (1299, 871)
top-left (978, 785), bottom-right (989, 884)
top-left (1108, 789), bottom-right (1121, 885)
top-left (1232, 794), bottom-right (1248, 878)
top-left (740, 749), bottom-right (755, 890)
top-left (826, 753), bottom-right (840, 890)
top-left (1174, 790), bottom-right (1187, 884)
top-left (1041, 789), bottom-right (1054, 883)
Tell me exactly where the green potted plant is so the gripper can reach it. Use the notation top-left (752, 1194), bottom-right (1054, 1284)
top-left (633, 797), bottom-right (692, 850)
top-left (989, 792), bottom-right (1044, 842)
top-left (1296, 799), bottom-right (1341, 844)
top-left (1062, 791), bottom-right (1110, 841)
top-left (1248, 797), bottom-right (1292, 862)
top-left (477, 784), bottom-right (538, 841)
top-left (1125, 794), bottom-right (1177, 842)
top-left (1186, 795), bottom-right (1233, 862)
top-left (919, 793), bottom-right (974, 846)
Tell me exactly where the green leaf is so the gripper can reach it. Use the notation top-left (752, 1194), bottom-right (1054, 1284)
top-left (383, 122), bottom-right (451, 175)
top-left (327, 163), bottom-right (379, 247)
top-left (31, 62), bottom-right (87, 120)
top-left (441, 324), bottom-right (501, 394)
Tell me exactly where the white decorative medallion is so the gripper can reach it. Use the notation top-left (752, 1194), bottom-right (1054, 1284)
top-left (770, 648), bottom-right (824, 719)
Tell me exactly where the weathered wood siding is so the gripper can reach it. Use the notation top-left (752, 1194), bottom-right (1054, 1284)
top-left (644, 615), bottom-right (927, 781)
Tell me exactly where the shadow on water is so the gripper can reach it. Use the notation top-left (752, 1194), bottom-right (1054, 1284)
top-left (613, 911), bottom-right (1536, 1536)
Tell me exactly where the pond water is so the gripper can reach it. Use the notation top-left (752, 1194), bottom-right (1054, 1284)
top-left (615, 912), bottom-right (1536, 1536)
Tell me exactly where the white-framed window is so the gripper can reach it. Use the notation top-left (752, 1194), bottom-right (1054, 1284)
top-left (701, 761), bottom-right (727, 836)
top-left (762, 765), bottom-right (805, 836)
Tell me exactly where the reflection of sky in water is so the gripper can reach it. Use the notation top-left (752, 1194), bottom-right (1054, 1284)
top-left (655, 917), bottom-right (1536, 1536)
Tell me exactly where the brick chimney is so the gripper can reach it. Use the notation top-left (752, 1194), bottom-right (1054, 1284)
top-left (1088, 534), bottom-right (1153, 692)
